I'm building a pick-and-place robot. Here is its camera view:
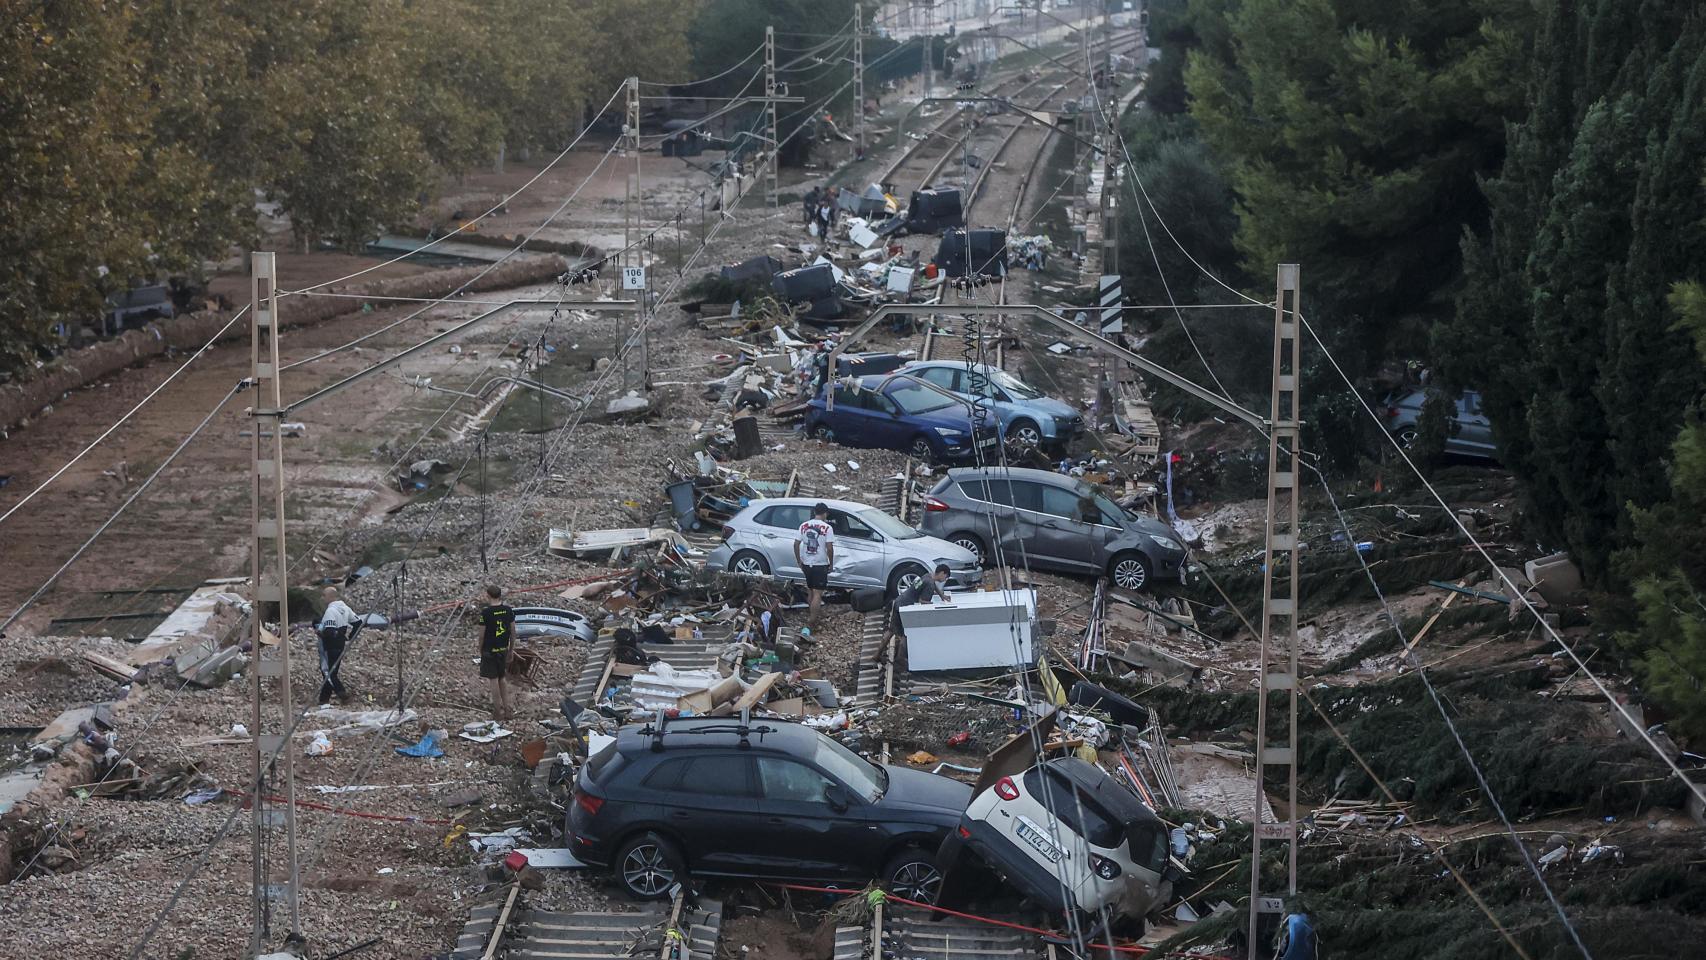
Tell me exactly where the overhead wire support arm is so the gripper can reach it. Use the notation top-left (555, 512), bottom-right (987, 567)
top-left (823, 303), bottom-right (1265, 431)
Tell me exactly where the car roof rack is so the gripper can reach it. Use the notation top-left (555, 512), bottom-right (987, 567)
top-left (641, 708), bottom-right (773, 753)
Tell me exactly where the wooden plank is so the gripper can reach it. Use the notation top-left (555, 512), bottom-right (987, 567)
top-left (481, 882), bottom-right (522, 960)
top-left (1400, 586), bottom-right (1461, 659)
top-left (732, 671), bottom-right (784, 712)
top-left (82, 651), bottom-right (138, 682)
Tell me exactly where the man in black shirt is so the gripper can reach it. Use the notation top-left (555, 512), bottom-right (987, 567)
top-left (478, 584), bottom-right (517, 720)
top-left (882, 563), bottom-right (951, 655)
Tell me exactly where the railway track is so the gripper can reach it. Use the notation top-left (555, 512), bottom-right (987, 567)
top-left (875, 29), bottom-right (1143, 198)
top-left (454, 889), bottom-right (726, 960)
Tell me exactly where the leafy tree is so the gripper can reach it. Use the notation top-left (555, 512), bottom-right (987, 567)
top-left (1184, 0), bottom-right (1533, 368)
top-left (1439, 2), bottom-right (1706, 583)
top-left (1618, 283), bottom-right (1706, 743)
top-left (0, 0), bottom-right (694, 375)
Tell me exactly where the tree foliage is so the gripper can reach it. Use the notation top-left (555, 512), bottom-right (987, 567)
top-left (1439, 2), bottom-right (1706, 585)
top-left (1183, 0), bottom-right (1533, 367)
top-left (1615, 283), bottom-right (1706, 742)
top-left (0, 0), bottom-right (692, 375)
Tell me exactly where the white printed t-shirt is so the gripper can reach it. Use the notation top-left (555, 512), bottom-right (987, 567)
top-left (796, 518), bottom-right (834, 567)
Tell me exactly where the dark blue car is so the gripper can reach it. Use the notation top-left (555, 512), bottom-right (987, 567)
top-left (806, 374), bottom-right (1001, 464)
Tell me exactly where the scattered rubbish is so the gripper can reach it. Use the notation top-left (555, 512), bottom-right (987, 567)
top-left (305, 733), bottom-right (334, 756)
top-left (183, 786), bottom-right (223, 805)
top-left (396, 730), bottom-right (446, 758)
top-left (1176, 902), bottom-right (1201, 923)
top-left (459, 721), bottom-right (514, 743)
top-left (376, 867), bottom-right (395, 875)
top-left (1580, 840), bottom-right (1623, 864)
top-left (230, 723), bottom-right (248, 737)
top-left (513, 847), bottom-right (588, 869)
top-left (906, 750), bottom-right (939, 765)
top-left (469, 827), bottom-right (529, 855)
top-left (946, 731), bottom-right (970, 748)
top-left (1538, 845), bottom-right (1568, 869)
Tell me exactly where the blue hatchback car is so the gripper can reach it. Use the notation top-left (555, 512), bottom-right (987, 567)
top-left (807, 374), bottom-right (1002, 464)
top-left (903, 361), bottom-right (1084, 453)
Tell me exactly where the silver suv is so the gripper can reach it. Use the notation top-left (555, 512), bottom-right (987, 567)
top-left (705, 497), bottom-right (983, 597)
top-left (916, 467), bottom-right (1185, 591)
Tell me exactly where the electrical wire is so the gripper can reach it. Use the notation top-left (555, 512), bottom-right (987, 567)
top-left (0, 306), bottom-right (248, 529)
top-left (280, 135), bottom-right (623, 375)
top-left (1303, 457), bottom-right (1593, 959)
top-left (1, 381), bottom-right (243, 634)
top-left (638, 41), bottom-right (766, 88)
top-left (284, 84), bottom-right (627, 297)
top-left (1099, 74), bottom-right (1706, 809)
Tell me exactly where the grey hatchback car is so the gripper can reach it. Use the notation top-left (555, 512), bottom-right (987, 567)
top-left (918, 467), bottom-right (1185, 591)
top-left (705, 497), bottom-right (984, 597)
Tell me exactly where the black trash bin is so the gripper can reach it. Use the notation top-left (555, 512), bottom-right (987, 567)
top-left (933, 228), bottom-right (1008, 278)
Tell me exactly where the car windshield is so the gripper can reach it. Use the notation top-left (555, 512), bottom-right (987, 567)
top-left (858, 508), bottom-right (922, 540)
top-left (887, 380), bottom-right (957, 415)
top-left (1078, 484), bottom-right (1139, 525)
top-left (815, 733), bottom-right (885, 801)
top-left (989, 368), bottom-right (1045, 400)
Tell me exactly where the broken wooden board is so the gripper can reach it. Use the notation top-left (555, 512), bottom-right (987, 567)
top-left (733, 671), bottom-right (784, 712)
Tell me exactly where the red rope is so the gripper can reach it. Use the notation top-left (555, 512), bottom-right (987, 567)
top-left (766, 882), bottom-right (1235, 960)
top-left (228, 788), bottom-right (457, 826)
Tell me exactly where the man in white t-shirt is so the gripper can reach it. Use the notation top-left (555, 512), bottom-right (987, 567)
top-left (794, 502), bottom-right (836, 628)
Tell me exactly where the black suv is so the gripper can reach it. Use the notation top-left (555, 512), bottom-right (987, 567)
top-left (568, 717), bottom-right (971, 900)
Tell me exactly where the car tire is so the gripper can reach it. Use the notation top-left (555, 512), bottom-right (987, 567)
top-left (908, 435), bottom-right (936, 463)
top-left (1396, 427), bottom-right (1419, 449)
top-left (948, 533), bottom-right (986, 565)
top-left (811, 423), bottom-right (836, 442)
top-left (884, 849), bottom-right (944, 904)
top-left (1107, 551), bottom-right (1151, 592)
top-left (730, 550), bottom-right (770, 577)
top-left (1006, 419), bottom-right (1043, 450)
top-left (614, 831), bottom-right (682, 901)
top-left (888, 563), bottom-right (928, 601)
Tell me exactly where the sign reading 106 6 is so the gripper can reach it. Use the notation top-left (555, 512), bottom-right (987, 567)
top-left (621, 266), bottom-right (646, 290)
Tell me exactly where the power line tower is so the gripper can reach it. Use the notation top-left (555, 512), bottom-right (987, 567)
top-left (764, 27), bottom-right (779, 207)
top-left (623, 76), bottom-right (649, 393)
top-left (1248, 263), bottom-right (1303, 957)
top-left (246, 251), bottom-right (303, 957)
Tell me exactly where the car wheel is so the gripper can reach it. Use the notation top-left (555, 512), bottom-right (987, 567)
top-left (1006, 419), bottom-right (1043, 450)
top-left (1108, 552), bottom-right (1151, 592)
top-left (908, 435), bottom-right (936, 463)
top-left (1396, 427), bottom-right (1419, 450)
top-left (614, 832), bottom-right (681, 900)
top-left (730, 550), bottom-right (770, 577)
top-left (949, 533), bottom-right (986, 565)
top-left (888, 563), bottom-right (928, 600)
top-left (811, 423), bottom-right (836, 442)
top-left (884, 849), bottom-right (944, 904)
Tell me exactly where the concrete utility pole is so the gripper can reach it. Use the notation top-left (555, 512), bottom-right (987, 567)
top-left (623, 76), bottom-right (648, 393)
top-left (764, 26), bottom-right (779, 207)
top-left (1248, 264), bottom-right (1303, 958)
top-left (246, 251), bottom-right (303, 956)
top-left (855, 3), bottom-right (866, 158)
top-left (920, 1), bottom-right (932, 101)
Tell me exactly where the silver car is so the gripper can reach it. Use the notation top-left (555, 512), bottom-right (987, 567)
top-left (705, 497), bottom-right (983, 598)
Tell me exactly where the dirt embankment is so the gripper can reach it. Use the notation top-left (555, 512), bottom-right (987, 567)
top-left (0, 256), bottom-right (569, 435)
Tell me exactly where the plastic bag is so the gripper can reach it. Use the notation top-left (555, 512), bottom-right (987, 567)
top-left (305, 732), bottom-right (334, 756)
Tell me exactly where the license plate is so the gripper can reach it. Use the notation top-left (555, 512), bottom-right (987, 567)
top-left (1015, 816), bottom-right (1064, 863)
top-left (977, 435), bottom-right (998, 447)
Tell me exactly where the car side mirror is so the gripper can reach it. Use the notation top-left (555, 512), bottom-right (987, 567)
top-left (824, 784), bottom-right (850, 812)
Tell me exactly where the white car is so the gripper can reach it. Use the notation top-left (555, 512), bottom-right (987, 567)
top-left (704, 497), bottom-right (983, 598)
top-left (936, 758), bottom-right (1175, 927)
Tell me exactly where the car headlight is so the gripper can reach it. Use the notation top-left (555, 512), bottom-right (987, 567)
top-left (933, 427), bottom-right (965, 438)
top-left (1150, 535), bottom-right (1184, 552)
